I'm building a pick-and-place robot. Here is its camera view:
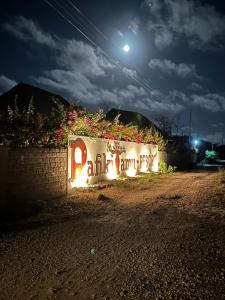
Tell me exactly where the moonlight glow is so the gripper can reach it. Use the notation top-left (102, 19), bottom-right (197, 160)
top-left (123, 44), bottom-right (130, 52)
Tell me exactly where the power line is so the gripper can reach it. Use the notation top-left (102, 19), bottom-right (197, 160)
top-left (65, 0), bottom-right (160, 93)
top-left (43, 0), bottom-right (98, 47)
top-left (66, 0), bottom-right (108, 41)
top-left (44, 0), bottom-right (160, 97)
top-left (43, 0), bottom-right (164, 103)
top-left (51, 0), bottom-right (103, 42)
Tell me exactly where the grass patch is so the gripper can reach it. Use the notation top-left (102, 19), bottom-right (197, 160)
top-left (146, 172), bottom-right (157, 182)
top-left (97, 193), bottom-right (110, 201)
top-left (112, 173), bottom-right (157, 187)
top-left (111, 177), bottom-right (131, 188)
top-left (139, 172), bottom-right (157, 183)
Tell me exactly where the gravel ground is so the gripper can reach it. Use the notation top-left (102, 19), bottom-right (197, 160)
top-left (0, 171), bottom-right (225, 300)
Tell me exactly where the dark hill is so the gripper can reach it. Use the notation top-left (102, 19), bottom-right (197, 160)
top-left (0, 82), bottom-right (70, 115)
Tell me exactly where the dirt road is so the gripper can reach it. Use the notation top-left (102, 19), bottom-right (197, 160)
top-left (1, 171), bottom-right (225, 299)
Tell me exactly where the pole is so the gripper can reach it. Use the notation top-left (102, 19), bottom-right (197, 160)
top-left (188, 110), bottom-right (192, 145)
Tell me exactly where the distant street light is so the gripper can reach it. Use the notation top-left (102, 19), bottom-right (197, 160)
top-left (194, 140), bottom-right (199, 146)
top-left (193, 139), bottom-right (200, 153)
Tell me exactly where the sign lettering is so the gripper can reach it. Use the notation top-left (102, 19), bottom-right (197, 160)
top-left (68, 136), bottom-right (158, 188)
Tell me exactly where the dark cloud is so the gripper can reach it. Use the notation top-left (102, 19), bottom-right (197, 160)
top-left (57, 40), bottom-right (114, 77)
top-left (1, 12), bottom-right (225, 142)
top-left (128, 18), bottom-right (140, 35)
top-left (204, 132), bottom-right (224, 144)
top-left (144, 0), bottom-right (225, 51)
top-left (122, 67), bottom-right (137, 78)
top-left (0, 75), bottom-right (17, 94)
top-left (211, 123), bottom-right (225, 128)
top-left (3, 16), bottom-right (56, 48)
top-left (187, 82), bottom-right (204, 92)
top-left (4, 16), bottom-right (183, 114)
top-left (191, 93), bottom-right (225, 112)
top-left (149, 59), bottom-right (202, 79)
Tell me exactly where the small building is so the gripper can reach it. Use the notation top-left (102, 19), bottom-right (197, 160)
top-left (0, 82), bottom-right (71, 115)
top-left (106, 108), bottom-right (163, 134)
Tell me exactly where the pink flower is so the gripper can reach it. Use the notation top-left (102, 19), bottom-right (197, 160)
top-left (85, 116), bottom-right (92, 126)
top-left (67, 111), bottom-right (77, 124)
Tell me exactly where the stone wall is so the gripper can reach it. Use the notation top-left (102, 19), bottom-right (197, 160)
top-left (0, 147), bottom-right (67, 203)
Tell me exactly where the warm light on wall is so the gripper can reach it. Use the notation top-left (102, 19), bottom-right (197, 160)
top-left (74, 147), bottom-right (82, 163)
top-left (125, 150), bottom-right (137, 177)
top-left (68, 137), bottom-right (158, 188)
top-left (70, 167), bottom-right (88, 188)
top-left (152, 156), bottom-right (159, 172)
top-left (126, 167), bottom-right (137, 177)
top-left (106, 167), bottom-right (118, 180)
top-left (140, 165), bottom-right (148, 173)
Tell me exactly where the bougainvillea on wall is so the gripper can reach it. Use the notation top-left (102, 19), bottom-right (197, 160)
top-left (0, 97), bottom-right (166, 150)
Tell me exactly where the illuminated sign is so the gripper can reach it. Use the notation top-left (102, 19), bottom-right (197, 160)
top-left (68, 136), bottom-right (158, 188)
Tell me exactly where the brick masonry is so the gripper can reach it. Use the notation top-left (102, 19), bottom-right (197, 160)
top-left (0, 147), bottom-right (67, 203)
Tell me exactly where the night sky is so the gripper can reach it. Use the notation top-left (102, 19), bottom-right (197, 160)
top-left (0, 0), bottom-right (225, 143)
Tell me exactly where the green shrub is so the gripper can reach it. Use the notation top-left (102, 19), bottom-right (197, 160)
top-left (158, 159), bottom-right (176, 175)
top-left (147, 171), bottom-right (157, 182)
top-left (205, 150), bottom-right (219, 161)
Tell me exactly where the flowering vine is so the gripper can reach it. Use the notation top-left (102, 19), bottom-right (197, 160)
top-left (0, 97), bottom-right (166, 150)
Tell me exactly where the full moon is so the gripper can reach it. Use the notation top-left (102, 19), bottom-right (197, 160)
top-left (123, 44), bottom-right (130, 52)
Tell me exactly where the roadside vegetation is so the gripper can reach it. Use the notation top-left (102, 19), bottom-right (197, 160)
top-left (0, 97), bottom-right (166, 149)
top-left (109, 160), bottom-right (175, 189)
top-left (158, 159), bottom-right (176, 175)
